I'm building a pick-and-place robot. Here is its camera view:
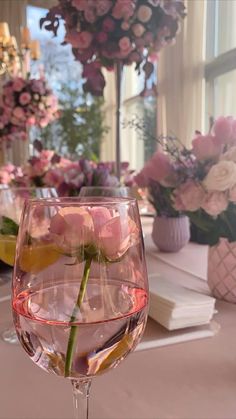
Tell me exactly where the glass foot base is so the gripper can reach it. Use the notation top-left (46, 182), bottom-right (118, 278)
top-left (2, 328), bottom-right (18, 344)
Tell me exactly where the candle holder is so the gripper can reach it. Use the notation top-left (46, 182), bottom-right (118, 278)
top-left (0, 22), bottom-right (41, 77)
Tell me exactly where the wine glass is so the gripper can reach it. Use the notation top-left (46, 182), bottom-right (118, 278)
top-left (79, 186), bottom-right (132, 197)
top-left (0, 187), bottom-right (57, 343)
top-left (12, 197), bottom-right (149, 419)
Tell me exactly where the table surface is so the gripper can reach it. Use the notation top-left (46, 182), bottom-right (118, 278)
top-left (1, 218), bottom-right (236, 419)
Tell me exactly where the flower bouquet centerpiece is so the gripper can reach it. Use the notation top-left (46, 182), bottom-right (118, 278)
top-left (1, 140), bottom-right (135, 197)
top-left (136, 116), bottom-right (236, 301)
top-left (0, 76), bottom-right (59, 148)
top-left (135, 148), bottom-right (190, 252)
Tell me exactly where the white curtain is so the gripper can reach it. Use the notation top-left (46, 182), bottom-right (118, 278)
top-left (157, 0), bottom-right (206, 147)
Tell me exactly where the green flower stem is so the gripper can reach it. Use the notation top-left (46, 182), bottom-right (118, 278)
top-left (65, 257), bottom-right (92, 377)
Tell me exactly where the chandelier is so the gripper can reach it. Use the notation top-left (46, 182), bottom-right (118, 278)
top-left (0, 22), bottom-right (40, 76)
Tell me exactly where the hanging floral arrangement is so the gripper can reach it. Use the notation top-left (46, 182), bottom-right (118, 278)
top-left (40, 0), bottom-right (186, 96)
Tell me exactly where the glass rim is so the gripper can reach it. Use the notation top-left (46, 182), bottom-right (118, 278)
top-left (24, 196), bottom-right (137, 206)
top-left (0, 186), bottom-right (56, 192)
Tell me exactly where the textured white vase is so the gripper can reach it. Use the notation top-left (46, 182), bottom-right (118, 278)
top-left (152, 215), bottom-right (190, 253)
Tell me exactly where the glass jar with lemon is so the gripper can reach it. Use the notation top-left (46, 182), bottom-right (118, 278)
top-left (0, 187), bottom-right (57, 343)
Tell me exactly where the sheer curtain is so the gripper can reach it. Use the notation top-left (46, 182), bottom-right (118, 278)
top-left (157, 0), bottom-right (206, 147)
top-left (0, 0), bottom-right (27, 45)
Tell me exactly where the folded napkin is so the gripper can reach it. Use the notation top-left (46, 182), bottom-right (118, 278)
top-left (149, 277), bottom-right (216, 331)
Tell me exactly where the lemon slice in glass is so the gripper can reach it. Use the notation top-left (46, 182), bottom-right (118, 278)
top-left (19, 243), bottom-right (61, 273)
top-left (0, 235), bottom-right (17, 266)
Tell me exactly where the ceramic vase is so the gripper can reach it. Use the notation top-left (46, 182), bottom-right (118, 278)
top-left (151, 215), bottom-right (190, 253)
top-left (208, 238), bottom-right (236, 303)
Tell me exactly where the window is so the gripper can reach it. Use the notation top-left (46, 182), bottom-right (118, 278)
top-left (205, 0), bottom-right (236, 122)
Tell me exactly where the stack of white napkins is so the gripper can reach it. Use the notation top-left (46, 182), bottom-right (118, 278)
top-left (149, 277), bottom-right (216, 331)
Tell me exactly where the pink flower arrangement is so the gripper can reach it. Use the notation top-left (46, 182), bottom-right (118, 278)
top-left (40, 0), bottom-right (185, 95)
top-left (135, 116), bottom-right (236, 245)
top-left (1, 140), bottom-right (132, 195)
top-left (0, 77), bottom-right (59, 145)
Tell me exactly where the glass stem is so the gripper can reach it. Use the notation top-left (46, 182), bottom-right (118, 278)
top-left (65, 258), bottom-right (92, 377)
top-left (71, 378), bottom-right (92, 419)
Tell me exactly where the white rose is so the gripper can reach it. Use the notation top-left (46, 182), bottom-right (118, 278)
top-left (203, 160), bottom-right (236, 191)
top-left (221, 146), bottom-right (236, 162)
top-left (137, 5), bottom-right (152, 22)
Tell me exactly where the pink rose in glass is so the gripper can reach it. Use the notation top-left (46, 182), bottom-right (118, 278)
top-left (192, 134), bottom-right (222, 161)
top-left (201, 191), bottom-right (228, 216)
top-left (173, 180), bottom-right (206, 212)
top-left (49, 206), bottom-right (138, 261)
top-left (50, 207), bottom-right (94, 250)
top-left (19, 92), bottom-right (31, 106)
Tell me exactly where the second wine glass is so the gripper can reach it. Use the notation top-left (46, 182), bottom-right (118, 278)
top-left (0, 187), bottom-right (57, 343)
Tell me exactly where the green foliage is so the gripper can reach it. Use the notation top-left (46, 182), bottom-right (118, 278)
top-left (39, 83), bottom-right (109, 160)
top-left (0, 216), bottom-right (19, 236)
top-left (188, 204), bottom-right (236, 246)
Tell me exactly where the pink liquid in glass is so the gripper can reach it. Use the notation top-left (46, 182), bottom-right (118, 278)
top-left (13, 279), bottom-right (148, 379)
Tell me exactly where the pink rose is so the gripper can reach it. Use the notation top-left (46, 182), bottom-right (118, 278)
top-left (77, 31), bottom-right (93, 49)
top-left (142, 151), bottom-right (173, 184)
top-left (201, 191), bottom-right (228, 216)
top-left (112, 0), bottom-right (135, 20)
top-left (173, 181), bottom-right (205, 212)
top-left (192, 134), bottom-right (222, 161)
top-left (97, 31), bottom-right (108, 43)
top-left (134, 169), bottom-right (149, 188)
top-left (13, 107), bottom-right (25, 119)
top-left (50, 207), bottom-right (94, 250)
top-left (19, 92), bottom-right (31, 106)
top-left (213, 116), bottom-right (233, 144)
top-left (49, 206), bottom-right (138, 261)
top-left (137, 5), bottom-right (152, 22)
top-left (12, 78), bottom-right (25, 92)
top-left (132, 23), bottom-right (146, 37)
top-left (72, 0), bottom-right (88, 11)
top-left (96, 0), bottom-right (112, 16)
top-left (102, 17), bottom-right (115, 32)
top-left (119, 36), bottom-right (132, 55)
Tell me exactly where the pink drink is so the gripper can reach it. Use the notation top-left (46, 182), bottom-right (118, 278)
top-left (13, 279), bottom-right (148, 379)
